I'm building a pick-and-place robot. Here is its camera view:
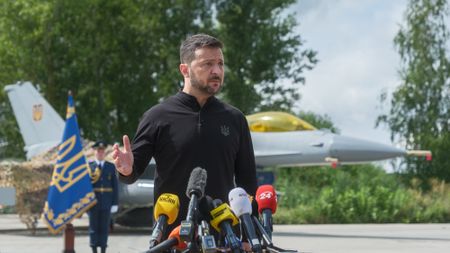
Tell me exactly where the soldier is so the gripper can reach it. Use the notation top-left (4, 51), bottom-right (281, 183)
top-left (88, 141), bottom-right (119, 253)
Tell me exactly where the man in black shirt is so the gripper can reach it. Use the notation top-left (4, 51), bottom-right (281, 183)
top-left (112, 34), bottom-right (257, 233)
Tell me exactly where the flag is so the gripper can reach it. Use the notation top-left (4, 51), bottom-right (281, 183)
top-left (43, 93), bottom-right (96, 234)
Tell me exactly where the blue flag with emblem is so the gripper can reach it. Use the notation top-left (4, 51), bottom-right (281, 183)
top-left (43, 93), bottom-right (97, 234)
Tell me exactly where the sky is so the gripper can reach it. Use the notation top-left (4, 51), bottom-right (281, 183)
top-left (290, 0), bottom-right (408, 147)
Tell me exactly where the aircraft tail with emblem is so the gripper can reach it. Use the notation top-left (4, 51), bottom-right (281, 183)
top-left (4, 81), bottom-right (65, 159)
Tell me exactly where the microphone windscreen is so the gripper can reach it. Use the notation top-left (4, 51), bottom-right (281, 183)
top-left (228, 187), bottom-right (252, 217)
top-left (154, 193), bottom-right (180, 224)
top-left (168, 225), bottom-right (187, 250)
top-left (255, 184), bottom-right (277, 214)
top-left (186, 167), bottom-right (207, 198)
top-left (198, 195), bottom-right (214, 222)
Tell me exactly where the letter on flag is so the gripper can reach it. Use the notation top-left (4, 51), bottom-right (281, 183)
top-left (43, 93), bottom-right (97, 234)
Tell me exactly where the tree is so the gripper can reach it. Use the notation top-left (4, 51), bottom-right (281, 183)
top-left (0, 0), bottom-right (212, 149)
top-left (214, 0), bottom-right (317, 114)
top-left (298, 111), bottom-right (339, 133)
top-left (377, 0), bottom-right (450, 183)
top-left (0, 0), bottom-right (316, 159)
top-left (0, 0), bottom-right (47, 159)
top-left (0, 98), bottom-right (25, 159)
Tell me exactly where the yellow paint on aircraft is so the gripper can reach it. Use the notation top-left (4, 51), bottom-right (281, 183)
top-left (246, 111), bottom-right (316, 132)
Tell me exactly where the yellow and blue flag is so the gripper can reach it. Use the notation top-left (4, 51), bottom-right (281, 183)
top-left (43, 93), bottom-right (97, 234)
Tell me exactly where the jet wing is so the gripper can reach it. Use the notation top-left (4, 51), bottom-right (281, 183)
top-left (254, 150), bottom-right (303, 157)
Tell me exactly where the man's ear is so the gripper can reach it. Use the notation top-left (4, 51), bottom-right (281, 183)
top-left (179, 63), bottom-right (189, 78)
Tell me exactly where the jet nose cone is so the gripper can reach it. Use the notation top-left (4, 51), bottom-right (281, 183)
top-left (330, 135), bottom-right (406, 162)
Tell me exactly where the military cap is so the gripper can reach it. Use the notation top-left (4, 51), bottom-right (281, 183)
top-left (92, 140), bottom-right (107, 149)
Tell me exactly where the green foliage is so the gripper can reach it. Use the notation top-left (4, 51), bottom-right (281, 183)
top-left (377, 0), bottom-right (450, 183)
top-left (298, 111), bottom-right (339, 133)
top-left (0, 0), bottom-right (213, 146)
top-left (0, 0), bottom-right (315, 158)
top-left (274, 164), bottom-right (450, 224)
top-left (0, 95), bottom-right (25, 159)
top-left (215, 0), bottom-right (317, 114)
top-left (0, 205), bottom-right (16, 214)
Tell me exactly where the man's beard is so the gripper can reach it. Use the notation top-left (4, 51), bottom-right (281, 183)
top-left (190, 70), bottom-right (222, 95)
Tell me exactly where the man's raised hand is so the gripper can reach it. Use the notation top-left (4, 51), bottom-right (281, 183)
top-left (113, 135), bottom-right (134, 176)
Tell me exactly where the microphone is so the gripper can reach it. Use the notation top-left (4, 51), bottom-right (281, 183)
top-left (208, 198), bottom-right (241, 253)
top-left (229, 187), bottom-right (262, 253)
top-left (198, 220), bottom-right (217, 253)
top-left (179, 167), bottom-right (207, 248)
top-left (149, 193), bottom-right (180, 248)
top-left (255, 184), bottom-right (277, 239)
top-left (146, 225), bottom-right (187, 253)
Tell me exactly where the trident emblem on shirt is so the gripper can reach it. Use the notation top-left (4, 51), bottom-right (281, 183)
top-left (220, 125), bottom-right (230, 136)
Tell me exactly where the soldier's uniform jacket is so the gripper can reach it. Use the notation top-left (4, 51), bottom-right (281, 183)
top-left (89, 160), bottom-right (118, 210)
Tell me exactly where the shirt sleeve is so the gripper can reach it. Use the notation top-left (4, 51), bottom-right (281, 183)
top-left (234, 113), bottom-right (258, 199)
top-left (118, 110), bottom-right (157, 184)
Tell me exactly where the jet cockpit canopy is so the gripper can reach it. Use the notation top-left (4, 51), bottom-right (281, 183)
top-left (246, 111), bottom-right (316, 132)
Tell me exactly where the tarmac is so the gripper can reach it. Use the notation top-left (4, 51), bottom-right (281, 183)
top-left (0, 214), bottom-right (449, 253)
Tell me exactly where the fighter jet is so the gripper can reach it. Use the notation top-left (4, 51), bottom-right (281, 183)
top-left (5, 82), bottom-right (430, 166)
top-left (4, 81), bottom-right (431, 226)
top-left (246, 111), bottom-right (431, 168)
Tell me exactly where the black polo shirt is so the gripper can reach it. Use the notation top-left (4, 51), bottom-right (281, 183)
top-left (119, 91), bottom-right (257, 226)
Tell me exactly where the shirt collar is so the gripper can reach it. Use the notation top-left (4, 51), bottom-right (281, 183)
top-left (95, 159), bottom-right (104, 167)
top-left (175, 91), bottom-right (216, 110)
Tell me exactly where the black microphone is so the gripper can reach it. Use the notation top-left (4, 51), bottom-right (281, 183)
top-left (184, 167), bottom-right (207, 221)
top-left (179, 167), bottom-right (207, 249)
top-left (208, 198), bottom-right (241, 253)
top-left (229, 187), bottom-right (262, 253)
top-left (252, 215), bottom-right (273, 247)
top-left (146, 238), bottom-right (177, 253)
top-left (146, 225), bottom-right (186, 253)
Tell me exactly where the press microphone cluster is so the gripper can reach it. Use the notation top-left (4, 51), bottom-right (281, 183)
top-left (145, 167), bottom-right (297, 253)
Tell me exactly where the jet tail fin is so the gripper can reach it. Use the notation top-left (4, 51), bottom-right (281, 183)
top-left (4, 82), bottom-right (64, 159)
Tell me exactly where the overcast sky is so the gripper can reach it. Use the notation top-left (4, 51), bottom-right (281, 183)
top-left (290, 0), bottom-right (408, 147)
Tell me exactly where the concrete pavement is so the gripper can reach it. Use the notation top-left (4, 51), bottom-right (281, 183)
top-left (0, 214), bottom-right (449, 253)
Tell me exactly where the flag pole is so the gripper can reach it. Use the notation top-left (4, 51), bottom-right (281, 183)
top-left (63, 223), bottom-right (75, 253)
top-left (64, 90), bottom-right (75, 253)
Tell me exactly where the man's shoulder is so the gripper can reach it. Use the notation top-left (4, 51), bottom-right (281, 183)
top-left (141, 95), bottom-right (178, 118)
top-left (104, 160), bottom-right (115, 168)
top-left (214, 98), bottom-right (245, 118)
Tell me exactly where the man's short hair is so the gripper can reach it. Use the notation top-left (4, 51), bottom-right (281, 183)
top-left (180, 34), bottom-right (223, 64)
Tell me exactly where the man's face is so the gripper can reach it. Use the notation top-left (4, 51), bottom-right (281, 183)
top-left (187, 47), bottom-right (224, 95)
top-left (95, 148), bottom-right (106, 161)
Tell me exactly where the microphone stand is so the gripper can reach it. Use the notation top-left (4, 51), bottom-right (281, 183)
top-left (180, 193), bottom-right (199, 253)
top-left (252, 216), bottom-right (297, 253)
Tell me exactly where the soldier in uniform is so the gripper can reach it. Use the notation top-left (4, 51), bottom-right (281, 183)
top-left (88, 141), bottom-right (119, 253)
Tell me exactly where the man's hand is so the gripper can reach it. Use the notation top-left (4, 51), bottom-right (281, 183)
top-left (113, 135), bottom-right (134, 176)
top-left (110, 205), bottom-right (118, 214)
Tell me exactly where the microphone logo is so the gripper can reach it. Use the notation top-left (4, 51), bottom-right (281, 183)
top-left (159, 194), bottom-right (177, 205)
top-left (258, 191), bottom-right (275, 200)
